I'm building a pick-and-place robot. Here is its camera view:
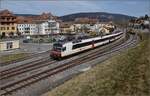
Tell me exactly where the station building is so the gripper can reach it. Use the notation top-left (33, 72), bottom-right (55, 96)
top-left (0, 40), bottom-right (19, 51)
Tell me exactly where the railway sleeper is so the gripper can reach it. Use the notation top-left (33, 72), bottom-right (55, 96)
top-left (23, 80), bottom-right (31, 84)
top-left (7, 86), bottom-right (17, 91)
top-left (37, 75), bottom-right (45, 78)
top-left (29, 78), bottom-right (36, 81)
top-left (13, 84), bottom-right (21, 88)
top-left (0, 90), bottom-right (7, 96)
top-left (19, 82), bottom-right (26, 86)
top-left (41, 73), bottom-right (49, 76)
top-left (5, 87), bottom-right (14, 92)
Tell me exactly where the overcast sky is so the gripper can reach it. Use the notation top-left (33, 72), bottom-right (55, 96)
top-left (0, 0), bottom-right (149, 17)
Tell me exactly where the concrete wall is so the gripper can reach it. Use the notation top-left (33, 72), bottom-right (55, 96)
top-left (0, 40), bottom-right (19, 51)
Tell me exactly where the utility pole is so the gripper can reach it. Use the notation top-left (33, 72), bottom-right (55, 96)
top-left (37, 22), bottom-right (41, 51)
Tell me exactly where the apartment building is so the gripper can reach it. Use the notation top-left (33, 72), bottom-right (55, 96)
top-left (37, 20), bottom-right (60, 35)
top-left (0, 10), bottom-right (17, 36)
top-left (17, 23), bottom-right (37, 35)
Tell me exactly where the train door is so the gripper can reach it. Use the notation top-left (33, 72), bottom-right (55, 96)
top-left (62, 43), bottom-right (72, 56)
top-left (92, 40), bottom-right (95, 48)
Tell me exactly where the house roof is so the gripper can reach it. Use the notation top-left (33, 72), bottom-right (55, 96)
top-left (0, 9), bottom-right (16, 17)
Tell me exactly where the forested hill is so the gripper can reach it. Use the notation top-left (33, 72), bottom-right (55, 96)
top-left (58, 12), bottom-right (136, 22)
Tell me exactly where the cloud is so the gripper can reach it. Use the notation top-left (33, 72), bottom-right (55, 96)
top-left (0, 0), bottom-right (149, 16)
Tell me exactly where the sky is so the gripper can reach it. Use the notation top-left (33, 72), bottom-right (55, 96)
top-left (0, 0), bottom-right (149, 17)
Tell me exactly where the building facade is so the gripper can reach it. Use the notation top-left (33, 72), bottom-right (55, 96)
top-left (0, 40), bottom-right (19, 51)
top-left (17, 20), bottom-right (60, 35)
top-left (0, 10), bottom-right (17, 37)
top-left (17, 23), bottom-right (37, 35)
top-left (38, 20), bottom-right (59, 35)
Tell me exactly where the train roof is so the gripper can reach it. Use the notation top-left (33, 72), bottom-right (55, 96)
top-left (54, 31), bottom-right (123, 46)
top-left (73, 31), bottom-right (123, 44)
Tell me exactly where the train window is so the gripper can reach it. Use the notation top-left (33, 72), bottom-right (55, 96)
top-left (94, 37), bottom-right (108, 43)
top-left (72, 41), bottom-right (92, 49)
top-left (72, 33), bottom-right (123, 49)
top-left (94, 33), bottom-right (122, 43)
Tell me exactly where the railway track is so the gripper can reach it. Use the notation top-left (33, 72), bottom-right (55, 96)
top-left (0, 34), bottom-right (137, 96)
top-left (0, 50), bottom-right (50, 66)
top-left (0, 57), bottom-right (56, 80)
top-left (0, 35), bottom-right (126, 81)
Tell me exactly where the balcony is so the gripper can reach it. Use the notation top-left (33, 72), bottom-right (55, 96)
top-left (0, 19), bottom-right (16, 23)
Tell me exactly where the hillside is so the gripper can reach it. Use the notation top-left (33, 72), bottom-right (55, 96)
top-left (15, 14), bottom-right (39, 16)
top-left (16, 12), bottom-right (136, 23)
top-left (58, 12), bottom-right (136, 22)
top-left (48, 33), bottom-right (150, 96)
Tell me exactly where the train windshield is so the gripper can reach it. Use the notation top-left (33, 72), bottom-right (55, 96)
top-left (53, 43), bottom-right (62, 47)
top-left (53, 43), bottom-right (63, 51)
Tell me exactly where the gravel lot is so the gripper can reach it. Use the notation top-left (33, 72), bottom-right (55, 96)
top-left (0, 41), bottom-right (52, 56)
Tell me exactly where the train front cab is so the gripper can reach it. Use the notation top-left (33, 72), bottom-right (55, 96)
top-left (50, 50), bottom-right (61, 59)
top-left (51, 42), bottom-right (73, 60)
top-left (50, 42), bottom-right (62, 59)
top-left (50, 42), bottom-right (69, 60)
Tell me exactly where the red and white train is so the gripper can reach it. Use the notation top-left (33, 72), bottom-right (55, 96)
top-left (50, 31), bottom-right (123, 59)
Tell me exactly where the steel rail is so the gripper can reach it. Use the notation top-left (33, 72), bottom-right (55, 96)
top-left (0, 34), bottom-right (137, 96)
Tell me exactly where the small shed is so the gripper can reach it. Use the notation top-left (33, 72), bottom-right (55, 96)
top-left (0, 40), bottom-right (20, 51)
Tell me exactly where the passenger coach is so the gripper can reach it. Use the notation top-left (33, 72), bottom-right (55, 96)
top-left (50, 31), bottom-right (123, 59)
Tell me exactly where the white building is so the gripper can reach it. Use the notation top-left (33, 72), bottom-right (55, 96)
top-left (144, 20), bottom-right (150, 25)
top-left (17, 23), bottom-right (37, 35)
top-left (17, 20), bottom-right (60, 35)
top-left (37, 20), bottom-right (59, 35)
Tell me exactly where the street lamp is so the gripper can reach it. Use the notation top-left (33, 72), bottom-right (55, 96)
top-left (37, 23), bottom-right (41, 51)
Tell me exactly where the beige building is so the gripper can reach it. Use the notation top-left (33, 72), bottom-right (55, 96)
top-left (0, 10), bottom-right (17, 37)
top-left (60, 22), bottom-right (72, 33)
top-left (0, 40), bottom-right (19, 51)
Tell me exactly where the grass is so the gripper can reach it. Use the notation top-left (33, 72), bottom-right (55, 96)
top-left (0, 53), bottom-right (29, 63)
top-left (48, 32), bottom-right (150, 96)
